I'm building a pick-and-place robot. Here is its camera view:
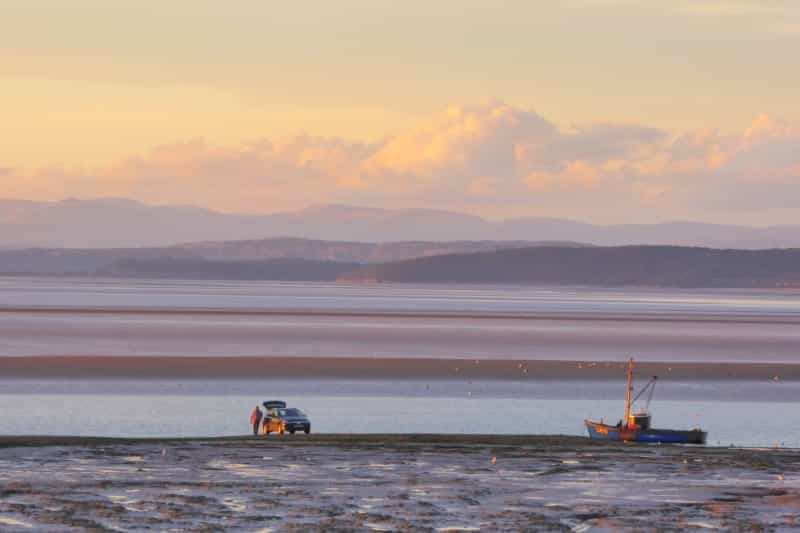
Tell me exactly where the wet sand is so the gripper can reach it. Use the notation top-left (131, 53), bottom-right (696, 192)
top-left (4, 310), bottom-right (800, 362)
top-left (3, 280), bottom-right (800, 362)
top-left (0, 435), bottom-right (798, 531)
top-left (3, 355), bottom-right (800, 381)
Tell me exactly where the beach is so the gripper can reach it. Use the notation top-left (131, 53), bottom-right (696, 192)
top-left (1, 435), bottom-right (798, 531)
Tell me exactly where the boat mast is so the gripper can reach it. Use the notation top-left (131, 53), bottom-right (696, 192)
top-left (624, 357), bottom-right (634, 428)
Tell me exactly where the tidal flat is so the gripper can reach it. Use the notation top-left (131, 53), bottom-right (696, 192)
top-left (0, 435), bottom-right (798, 532)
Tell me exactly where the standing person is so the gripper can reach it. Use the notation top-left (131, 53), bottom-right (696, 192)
top-left (250, 405), bottom-right (263, 436)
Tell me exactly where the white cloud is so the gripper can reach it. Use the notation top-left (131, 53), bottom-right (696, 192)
top-left (3, 102), bottom-right (800, 223)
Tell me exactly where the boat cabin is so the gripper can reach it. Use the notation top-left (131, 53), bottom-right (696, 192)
top-left (628, 412), bottom-right (651, 430)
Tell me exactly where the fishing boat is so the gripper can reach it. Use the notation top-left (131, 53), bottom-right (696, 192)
top-left (585, 358), bottom-right (707, 444)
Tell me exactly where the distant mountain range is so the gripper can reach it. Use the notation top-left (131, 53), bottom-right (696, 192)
top-left (2, 198), bottom-right (799, 288)
top-left (2, 198), bottom-right (800, 249)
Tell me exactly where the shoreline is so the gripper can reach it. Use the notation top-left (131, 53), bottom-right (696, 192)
top-left (0, 433), bottom-right (593, 449)
top-left (0, 433), bottom-right (797, 451)
top-left (1, 355), bottom-right (799, 380)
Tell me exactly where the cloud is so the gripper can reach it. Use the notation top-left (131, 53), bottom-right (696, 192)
top-left (3, 102), bottom-right (800, 223)
top-left (667, 114), bottom-right (800, 212)
top-left (352, 103), bottom-right (673, 216)
top-left (5, 137), bottom-right (373, 212)
top-left (674, 0), bottom-right (794, 17)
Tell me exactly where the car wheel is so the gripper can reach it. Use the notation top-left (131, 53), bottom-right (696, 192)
top-left (289, 429), bottom-right (295, 435)
top-left (304, 425), bottom-right (311, 434)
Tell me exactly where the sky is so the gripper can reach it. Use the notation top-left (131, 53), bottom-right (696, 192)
top-left (2, 0), bottom-right (800, 224)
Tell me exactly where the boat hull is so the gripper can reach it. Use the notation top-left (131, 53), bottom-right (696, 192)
top-left (585, 420), bottom-right (706, 444)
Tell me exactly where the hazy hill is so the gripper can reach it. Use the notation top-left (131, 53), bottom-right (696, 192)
top-left (2, 198), bottom-right (800, 249)
top-left (340, 246), bottom-right (800, 288)
top-left (97, 257), bottom-right (360, 281)
top-left (173, 238), bottom-right (574, 263)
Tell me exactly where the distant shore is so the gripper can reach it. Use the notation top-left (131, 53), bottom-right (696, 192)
top-left (1, 355), bottom-right (798, 381)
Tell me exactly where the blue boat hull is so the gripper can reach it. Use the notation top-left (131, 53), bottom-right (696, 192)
top-left (585, 420), bottom-right (706, 444)
top-left (585, 421), bottom-right (621, 440)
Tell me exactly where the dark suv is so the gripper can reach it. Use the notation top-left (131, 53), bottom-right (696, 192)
top-left (276, 407), bottom-right (311, 434)
top-left (261, 401), bottom-right (311, 435)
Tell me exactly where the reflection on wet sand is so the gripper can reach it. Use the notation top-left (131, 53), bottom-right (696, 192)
top-left (1, 279), bottom-right (799, 362)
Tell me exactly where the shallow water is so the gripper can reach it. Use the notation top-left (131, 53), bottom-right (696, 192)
top-left (1, 379), bottom-right (798, 447)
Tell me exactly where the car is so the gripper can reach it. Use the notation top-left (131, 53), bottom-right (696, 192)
top-left (261, 400), bottom-right (311, 435)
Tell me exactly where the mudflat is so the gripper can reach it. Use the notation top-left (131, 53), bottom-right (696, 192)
top-left (0, 434), bottom-right (798, 531)
top-left (3, 355), bottom-right (800, 381)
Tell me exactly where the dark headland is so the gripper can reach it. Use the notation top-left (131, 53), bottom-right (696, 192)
top-left (342, 245), bottom-right (800, 288)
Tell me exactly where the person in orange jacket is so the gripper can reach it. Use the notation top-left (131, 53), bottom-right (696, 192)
top-left (250, 405), bottom-right (263, 436)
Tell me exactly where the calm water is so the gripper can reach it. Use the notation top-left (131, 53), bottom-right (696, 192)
top-left (1, 278), bottom-right (799, 361)
top-left (1, 379), bottom-right (798, 447)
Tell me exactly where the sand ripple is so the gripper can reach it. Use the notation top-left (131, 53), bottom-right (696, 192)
top-left (0, 438), bottom-right (798, 531)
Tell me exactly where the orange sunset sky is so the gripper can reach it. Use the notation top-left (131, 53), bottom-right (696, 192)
top-left (2, 1), bottom-right (800, 224)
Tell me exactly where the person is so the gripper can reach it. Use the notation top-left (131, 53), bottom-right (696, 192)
top-left (250, 405), bottom-right (263, 436)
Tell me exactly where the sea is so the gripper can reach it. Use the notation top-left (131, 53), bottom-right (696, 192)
top-left (1, 277), bottom-right (799, 447)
